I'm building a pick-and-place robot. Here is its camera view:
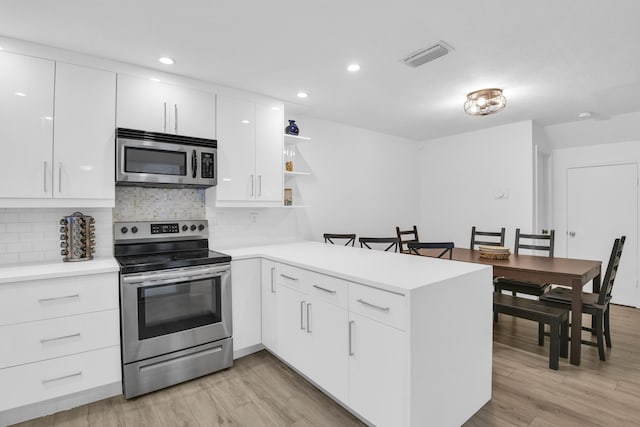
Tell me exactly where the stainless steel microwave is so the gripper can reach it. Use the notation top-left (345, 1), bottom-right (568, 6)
top-left (116, 128), bottom-right (217, 188)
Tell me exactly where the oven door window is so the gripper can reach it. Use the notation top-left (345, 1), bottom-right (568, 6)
top-left (125, 147), bottom-right (187, 176)
top-left (137, 276), bottom-right (221, 340)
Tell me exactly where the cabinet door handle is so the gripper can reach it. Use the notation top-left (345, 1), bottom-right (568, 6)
top-left (258, 175), bottom-right (262, 197)
top-left (313, 284), bottom-right (336, 294)
top-left (357, 299), bottom-right (390, 312)
top-left (174, 104), bottom-right (178, 133)
top-left (300, 300), bottom-right (306, 330)
top-left (41, 371), bottom-right (82, 384)
top-left (348, 320), bottom-right (355, 356)
top-left (40, 332), bottom-right (81, 344)
top-left (43, 161), bottom-right (48, 193)
top-left (250, 175), bottom-right (254, 197)
top-left (58, 162), bottom-right (62, 193)
top-left (38, 294), bottom-right (80, 303)
top-left (306, 303), bottom-right (311, 333)
top-left (270, 267), bottom-right (276, 293)
top-left (163, 101), bottom-right (167, 132)
top-left (280, 274), bottom-right (298, 281)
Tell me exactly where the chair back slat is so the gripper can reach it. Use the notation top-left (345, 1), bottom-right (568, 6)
top-left (598, 236), bottom-right (626, 306)
top-left (324, 233), bottom-right (356, 246)
top-left (407, 242), bottom-right (454, 260)
top-left (514, 229), bottom-right (555, 257)
top-left (470, 226), bottom-right (506, 249)
top-left (359, 237), bottom-right (399, 252)
top-left (396, 226), bottom-right (419, 253)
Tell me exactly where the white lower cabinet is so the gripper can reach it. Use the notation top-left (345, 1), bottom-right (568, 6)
top-left (265, 261), bottom-right (406, 426)
top-left (230, 259), bottom-right (262, 357)
top-left (348, 311), bottom-right (405, 427)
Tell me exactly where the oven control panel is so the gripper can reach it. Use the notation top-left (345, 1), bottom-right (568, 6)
top-left (114, 220), bottom-right (208, 242)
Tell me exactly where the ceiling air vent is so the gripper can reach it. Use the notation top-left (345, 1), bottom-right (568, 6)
top-left (401, 41), bottom-right (453, 68)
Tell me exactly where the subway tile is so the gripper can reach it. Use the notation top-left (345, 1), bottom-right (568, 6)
top-left (20, 232), bottom-right (45, 241)
top-left (0, 213), bottom-right (19, 223)
top-left (0, 253), bottom-right (19, 265)
top-left (6, 223), bottom-right (32, 233)
top-left (19, 251), bottom-right (46, 263)
top-left (0, 232), bottom-right (20, 242)
top-left (19, 212), bottom-right (45, 223)
top-left (6, 241), bottom-right (33, 253)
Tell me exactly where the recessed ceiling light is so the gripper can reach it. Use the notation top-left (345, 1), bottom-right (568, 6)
top-left (150, 78), bottom-right (161, 82)
top-left (43, 116), bottom-right (53, 121)
top-left (0, 46), bottom-right (4, 51)
top-left (347, 64), bottom-right (360, 72)
top-left (297, 91), bottom-right (308, 98)
top-left (15, 92), bottom-right (27, 97)
top-left (578, 112), bottom-right (592, 119)
top-left (241, 120), bottom-right (250, 124)
top-left (271, 106), bottom-right (280, 111)
top-left (158, 57), bottom-right (175, 65)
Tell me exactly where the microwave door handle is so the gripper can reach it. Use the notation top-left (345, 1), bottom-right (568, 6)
top-left (192, 150), bottom-right (198, 178)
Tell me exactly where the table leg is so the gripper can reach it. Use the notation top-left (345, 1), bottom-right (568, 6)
top-left (570, 282), bottom-right (583, 365)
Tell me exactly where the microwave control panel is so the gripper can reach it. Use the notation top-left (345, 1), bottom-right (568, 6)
top-left (201, 152), bottom-right (215, 179)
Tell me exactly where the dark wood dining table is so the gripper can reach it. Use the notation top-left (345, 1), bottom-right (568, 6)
top-left (416, 247), bottom-right (602, 366)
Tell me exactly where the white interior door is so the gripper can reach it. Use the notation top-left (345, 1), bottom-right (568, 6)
top-left (567, 163), bottom-right (638, 307)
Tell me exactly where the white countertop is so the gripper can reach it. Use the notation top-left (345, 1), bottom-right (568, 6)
top-left (0, 257), bottom-right (120, 284)
top-left (222, 241), bottom-right (490, 294)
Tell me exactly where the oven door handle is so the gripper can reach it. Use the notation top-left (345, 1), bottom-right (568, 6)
top-left (122, 265), bottom-right (230, 286)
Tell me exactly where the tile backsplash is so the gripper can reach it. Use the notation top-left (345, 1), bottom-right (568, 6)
top-left (114, 187), bottom-right (206, 221)
top-left (0, 208), bottom-right (113, 266)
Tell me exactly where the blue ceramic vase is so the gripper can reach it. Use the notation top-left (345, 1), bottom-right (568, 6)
top-left (285, 120), bottom-right (299, 135)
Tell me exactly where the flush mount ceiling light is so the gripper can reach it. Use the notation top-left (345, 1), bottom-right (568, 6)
top-left (158, 57), bottom-right (175, 65)
top-left (464, 88), bottom-right (506, 116)
top-left (347, 63), bottom-right (360, 72)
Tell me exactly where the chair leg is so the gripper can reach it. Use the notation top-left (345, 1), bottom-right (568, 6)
top-left (494, 312), bottom-right (499, 322)
top-left (549, 321), bottom-right (560, 370)
top-left (604, 308), bottom-right (612, 348)
top-left (538, 322), bottom-right (545, 346)
top-left (595, 312), bottom-right (606, 361)
top-left (560, 318), bottom-right (569, 358)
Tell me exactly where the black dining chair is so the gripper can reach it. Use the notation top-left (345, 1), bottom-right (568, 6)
top-left (494, 229), bottom-right (555, 297)
top-left (407, 242), bottom-right (454, 260)
top-left (539, 236), bottom-right (626, 361)
top-left (323, 233), bottom-right (356, 246)
top-left (470, 226), bottom-right (506, 250)
top-left (396, 226), bottom-right (419, 254)
top-left (359, 237), bottom-right (399, 252)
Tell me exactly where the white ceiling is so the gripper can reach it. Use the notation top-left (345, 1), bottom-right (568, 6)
top-left (1, 0), bottom-right (639, 141)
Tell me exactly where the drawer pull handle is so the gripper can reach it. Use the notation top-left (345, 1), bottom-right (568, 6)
top-left (306, 303), bottom-right (312, 333)
top-left (40, 333), bottom-right (81, 344)
top-left (38, 294), bottom-right (80, 303)
top-left (313, 285), bottom-right (336, 294)
top-left (41, 371), bottom-right (82, 384)
top-left (270, 267), bottom-right (276, 293)
top-left (281, 274), bottom-right (299, 281)
top-left (300, 300), bottom-right (306, 330)
top-left (357, 299), bottom-right (390, 312)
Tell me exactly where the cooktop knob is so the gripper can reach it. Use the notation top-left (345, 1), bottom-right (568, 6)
top-left (121, 227), bottom-right (128, 234)
top-left (198, 224), bottom-right (205, 231)
top-left (190, 224), bottom-right (197, 231)
top-left (182, 225), bottom-right (188, 232)
top-left (131, 226), bottom-right (138, 234)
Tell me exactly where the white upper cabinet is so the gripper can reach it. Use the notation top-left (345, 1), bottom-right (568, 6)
top-left (0, 52), bottom-right (115, 205)
top-left (54, 62), bottom-right (116, 199)
top-left (0, 51), bottom-right (54, 199)
top-left (116, 74), bottom-right (214, 139)
top-left (216, 95), bottom-right (283, 205)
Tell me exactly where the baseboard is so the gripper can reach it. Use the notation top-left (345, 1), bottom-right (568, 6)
top-left (233, 343), bottom-right (264, 360)
top-left (0, 381), bottom-right (122, 427)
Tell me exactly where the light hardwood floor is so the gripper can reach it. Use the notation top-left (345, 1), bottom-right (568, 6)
top-left (13, 304), bottom-right (640, 427)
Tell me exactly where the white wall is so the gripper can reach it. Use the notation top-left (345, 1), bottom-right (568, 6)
top-left (545, 111), bottom-right (640, 150)
top-left (418, 121), bottom-right (535, 248)
top-left (207, 116), bottom-right (420, 248)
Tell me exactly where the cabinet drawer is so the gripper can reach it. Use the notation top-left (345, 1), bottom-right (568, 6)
top-left (308, 272), bottom-right (348, 309)
top-left (0, 309), bottom-right (120, 369)
top-left (349, 284), bottom-right (406, 330)
top-left (276, 263), bottom-right (309, 293)
top-left (0, 273), bottom-right (118, 326)
top-left (0, 345), bottom-right (121, 412)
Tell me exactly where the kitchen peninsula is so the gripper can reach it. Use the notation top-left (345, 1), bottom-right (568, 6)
top-left (225, 241), bottom-right (493, 427)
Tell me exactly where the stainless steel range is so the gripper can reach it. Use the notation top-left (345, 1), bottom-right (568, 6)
top-left (114, 220), bottom-right (232, 398)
